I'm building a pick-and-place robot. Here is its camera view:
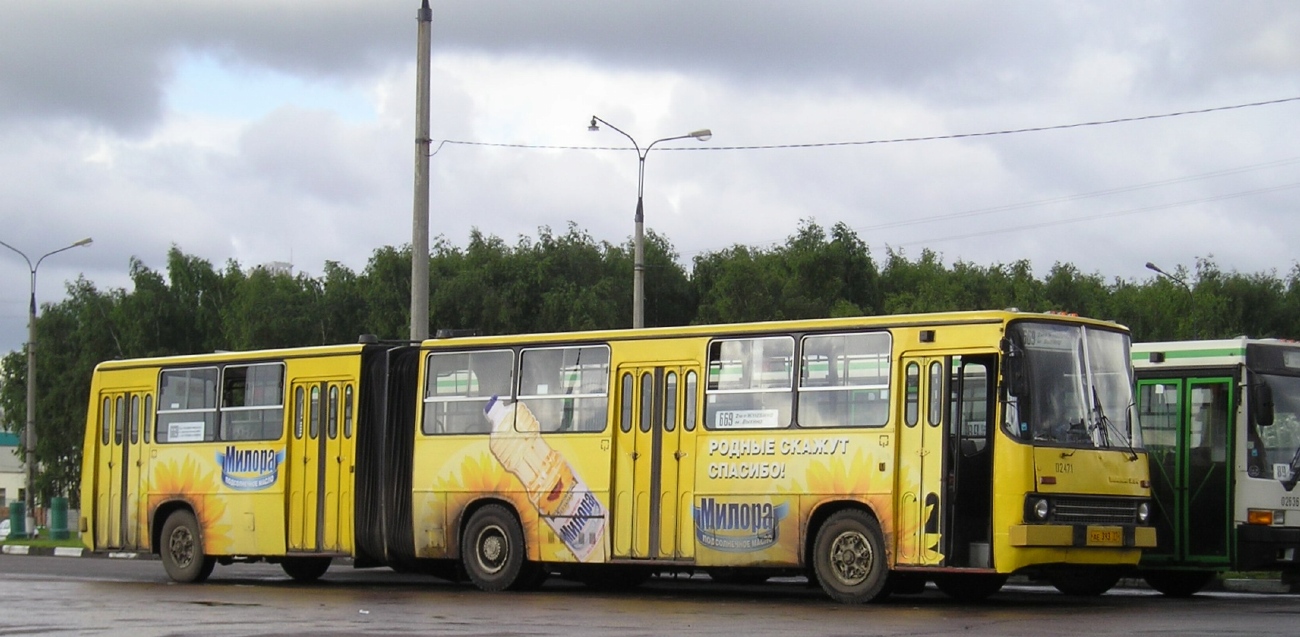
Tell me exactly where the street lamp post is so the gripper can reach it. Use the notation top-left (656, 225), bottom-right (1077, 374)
top-left (1145, 261), bottom-right (1198, 339)
top-left (0, 237), bottom-right (93, 538)
top-left (589, 116), bottom-right (711, 329)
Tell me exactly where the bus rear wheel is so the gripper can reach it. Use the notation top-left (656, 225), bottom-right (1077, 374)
top-left (160, 509), bottom-right (215, 583)
top-left (282, 557), bottom-right (332, 582)
top-left (461, 505), bottom-right (538, 592)
top-left (812, 510), bottom-right (889, 604)
top-left (1142, 570), bottom-right (1214, 597)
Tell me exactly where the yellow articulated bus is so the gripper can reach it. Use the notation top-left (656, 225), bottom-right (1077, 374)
top-left (81, 310), bottom-right (1153, 603)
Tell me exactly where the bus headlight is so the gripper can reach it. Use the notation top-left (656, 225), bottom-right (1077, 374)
top-left (1136, 502), bottom-right (1150, 523)
top-left (1032, 498), bottom-right (1050, 521)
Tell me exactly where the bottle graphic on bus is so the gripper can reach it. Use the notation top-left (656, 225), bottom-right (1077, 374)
top-left (484, 395), bottom-right (607, 562)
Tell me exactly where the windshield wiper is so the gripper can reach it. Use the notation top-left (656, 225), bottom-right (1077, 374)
top-left (1092, 385), bottom-right (1139, 461)
top-left (1284, 446), bottom-right (1300, 492)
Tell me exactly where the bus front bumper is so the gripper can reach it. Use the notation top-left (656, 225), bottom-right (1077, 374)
top-left (1010, 524), bottom-right (1156, 549)
top-left (1238, 524), bottom-right (1300, 571)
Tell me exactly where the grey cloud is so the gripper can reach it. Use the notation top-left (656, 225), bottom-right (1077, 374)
top-left (14, 1), bottom-right (1300, 137)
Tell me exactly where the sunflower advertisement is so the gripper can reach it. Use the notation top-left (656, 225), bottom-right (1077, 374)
top-left (694, 433), bottom-right (896, 565)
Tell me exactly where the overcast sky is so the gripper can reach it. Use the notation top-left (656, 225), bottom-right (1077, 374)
top-left (1, 1), bottom-right (1298, 354)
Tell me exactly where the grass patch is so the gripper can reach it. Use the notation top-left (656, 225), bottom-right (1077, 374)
top-left (1223, 571), bottom-right (1283, 580)
top-left (1, 529), bottom-right (86, 549)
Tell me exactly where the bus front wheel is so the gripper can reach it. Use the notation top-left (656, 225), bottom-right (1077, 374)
top-left (160, 509), bottom-right (215, 583)
top-left (1048, 569), bottom-right (1121, 596)
top-left (462, 505), bottom-right (538, 592)
top-left (812, 509), bottom-right (889, 604)
top-left (1142, 570), bottom-right (1214, 597)
top-left (933, 573), bottom-right (1007, 601)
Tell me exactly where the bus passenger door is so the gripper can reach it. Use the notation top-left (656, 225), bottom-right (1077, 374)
top-left (947, 355), bottom-right (995, 568)
top-left (1137, 377), bottom-right (1231, 566)
top-left (613, 364), bottom-right (695, 559)
top-left (94, 392), bottom-right (144, 550)
top-left (896, 356), bottom-right (947, 566)
top-left (288, 381), bottom-right (324, 551)
top-left (123, 394), bottom-right (147, 549)
top-left (320, 382), bottom-right (355, 553)
top-left (332, 383), bottom-right (357, 553)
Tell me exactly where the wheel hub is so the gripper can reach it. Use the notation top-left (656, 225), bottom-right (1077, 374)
top-left (829, 531), bottom-right (871, 585)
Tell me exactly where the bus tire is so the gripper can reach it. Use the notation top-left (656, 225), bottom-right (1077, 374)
top-left (160, 509), bottom-right (215, 583)
top-left (933, 573), bottom-right (1007, 601)
top-left (462, 505), bottom-right (529, 592)
top-left (1142, 570), bottom-right (1214, 597)
top-left (812, 509), bottom-right (889, 604)
top-left (1048, 569), bottom-right (1121, 596)
top-left (282, 557), bottom-right (332, 582)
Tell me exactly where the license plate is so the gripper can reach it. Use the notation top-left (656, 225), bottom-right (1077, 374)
top-left (1087, 528), bottom-right (1123, 546)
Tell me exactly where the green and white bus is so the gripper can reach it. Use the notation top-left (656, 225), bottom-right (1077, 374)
top-left (1133, 338), bottom-right (1300, 596)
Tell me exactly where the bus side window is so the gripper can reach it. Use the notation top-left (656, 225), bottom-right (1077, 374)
top-left (156, 367), bottom-right (218, 443)
top-left (220, 363), bottom-right (284, 441)
top-left (101, 397), bottom-right (111, 446)
top-left (423, 349), bottom-right (514, 435)
top-left (705, 336), bottom-right (794, 430)
top-left (797, 332), bottom-right (891, 428)
top-left (518, 345), bottom-right (610, 433)
top-left (143, 394), bottom-right (153, 444)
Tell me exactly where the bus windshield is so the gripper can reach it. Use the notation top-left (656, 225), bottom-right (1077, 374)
top-left (1249, 373), bottom-right (1300, 483)
top-left (1006, 322), bottom-right (1140, 450)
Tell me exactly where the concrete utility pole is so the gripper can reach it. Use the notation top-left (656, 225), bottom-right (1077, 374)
top-left (410, 0), bottom-right (432, 341)
top-left (0, 237), bottom-right (93, 538)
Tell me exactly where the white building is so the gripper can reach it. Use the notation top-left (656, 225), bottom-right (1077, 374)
top-left (0, 431), bottom-right (22, 511)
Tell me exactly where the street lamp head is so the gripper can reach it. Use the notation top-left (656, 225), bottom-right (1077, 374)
top-left (588, 116), bottom-right (600, 132)
top-left (689, 129), bottom-right (712, 142)
top-left (74, 237), bottom-right (93, 248)
top-left (1144, 262), bottom-right (1159, 273)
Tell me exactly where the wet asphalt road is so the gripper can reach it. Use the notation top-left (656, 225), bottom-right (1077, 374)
top-left (2, 555), bottom-right (1298, 636)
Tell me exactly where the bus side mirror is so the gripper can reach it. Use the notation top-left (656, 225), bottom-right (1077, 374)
top-left (1001, 338), bottom-right (1028, 399)
top-left (1253, 381), bottom-right (1275, 427)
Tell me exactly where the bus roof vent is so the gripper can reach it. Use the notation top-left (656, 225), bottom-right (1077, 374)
top-left (435, 328), bottom-right (479, 339)
top-left (1148, 352), bottom-right (1166, 364)
top-left (358, 334), bottom-right (379, 344)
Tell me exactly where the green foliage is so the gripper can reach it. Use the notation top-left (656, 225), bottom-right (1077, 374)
top-left (7, 220), bottom-right (1300, 508)
top-left (693, 220), bottom-right (879, 323)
